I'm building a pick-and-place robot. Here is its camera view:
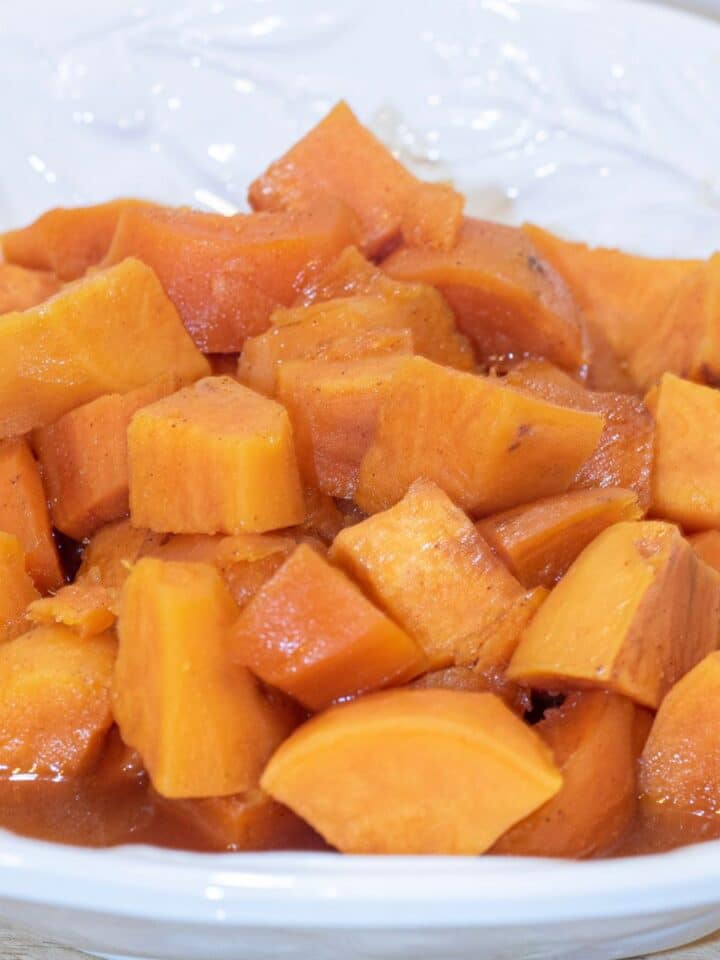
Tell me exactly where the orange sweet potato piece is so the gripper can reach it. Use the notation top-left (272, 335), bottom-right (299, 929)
top-left (0, 533), bottom-right (39, 643)
top-left (493, 692), bottom-right (639, 858)
top-left (33, 375), bottom-right (181, 540)
top-left (477, 488), bottom-right (642, 589)
top-left (508, 521), bottom-right (720, 709)
top-left (0, 625), bottom-right (116, 778)
top-left (355, 356), bottom-right (604, 517)
top-left (27, 577), bottom-right (118, 638)
top-left (383, 219), bottom-right (584, 371)
top-left (330, 479), bottom-right (543, 672)
top-left (77, 519), bottom-right (164, 589)
top-left (0, 437), bottom-right (62, 592)
top-left (277, 355), bottom-right (404, 499)
top-left (640, 652), bottom-right (720, 813)
top-left (232, 543), bottom-right (426, 710)
top-left (261, 688), bottom-right (562, 854)
top-left (646, 373), bottom-right (720, 530)
top-left (505, 361), bottom-right (654, 510)
top-left (1, 199), bottom-right (152, 281)
top-left (249, 101), bottom-right (463, 257)
top-left (689, 530), bottom-right (720, 574)
top-left (0, 263), bottom-right (60, 314)
top-left (0, 258), bottom-right (209, 439)
top-left (114, 558), bottom-right (294, 798)
top-left (104, 200), bottom-right (359, 352)
top-left (129, 376), bottom-right (305, 535)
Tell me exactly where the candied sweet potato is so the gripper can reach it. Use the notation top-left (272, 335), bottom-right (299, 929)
top-left (0, 258), bottom-right (208, 439)
top-left (355, 356), bottom-right (604, 517)
top-left (0, 533), bottom-right (39, 643)
top-left (114, 558), bottom-right (294, 798)
top-left (27, 578), bottom-right (118, 638)
top-left (34, 375), bottom-right (180, 540)
top-left (104, 200), bottom-right (359, 352)
top-left (477, 488), bottom-right (642, 589)
top-left (77, 519), bottom-right (163, 589)
top-left (688, 530), bottom-right (720, 574)
top-left (493, 692), bottom-right (639, 858)
top-left (232, 543), bottom-right (426, 710)
top-left (330, 479), bottom-right (542, 672)
top-left (383, 219), bottom-right (584, 371)
top-left (0, 625), bottom-right (116, 777)
top-left (129, 376), bottom-right (305, 535)
top-left (261, 688), bottom-right (562, 854)
top-left (249, 101), bottom-right (463, 257)
top-left (0, 263), bottom-right (59, 314)
top-left (507, 521), bottom-right (720, 709)
top-left (0, 437), bottom-right (62, 592)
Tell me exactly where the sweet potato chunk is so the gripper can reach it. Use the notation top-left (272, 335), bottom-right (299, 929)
top-left (477, 488), bottom-right (642, 589)
top-left (689, 530), bottom-right (720, 574)
top-left (104, 200), bottom-right (359, 352)
top-left (261, 688), bottom-right (562, 854)
top-left (355, 356), bottom-right (604, 516)
top-left (232, 544), bottom-right (425, 710)
top-left (640, 652), bottom-right (720, 813)
top-left (0, 438), bottom-right (62, 592)
top-left (27, 578), bottom-right (118, 638)
top-left (0, 625), bottom-right (116, 777)
top-left (277, 356), bottom-right (404, 499)
top-left (0, 258), bottom-right (208, 439)
top-left (129, 376), bottom-right (305, 535)
top-left (330, 479), bottom-right (542, 671)
top-left (646, 373), bottom-right (720, 530)
top-left (383, 219), bottom-right (584, 371)
top-left (0, 533), bottom-right (39, 643)
top-left (249, 101), bottom-right (463, 257)
top-left (114, 558), bottom-right (294, 798)
top-left (34, 375), bottom-right (181, 540)
top-left (505, 361), bottom-right (654, 510)
top-left (493, 692), bottom-right (639, 858)
top-left (507, 521), bottom-right (720, 709)
top-left (77, 519), bottom-right (163, 589)
top-left (0, 263), bottom-right (59, 314)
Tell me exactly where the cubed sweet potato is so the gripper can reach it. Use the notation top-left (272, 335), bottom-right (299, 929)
top-left (128, 376), bottom-right (305, 535)
top-left (77, 519), bottom-right (164, 589)
top-left (688, 530), bottom-right (720, 574)
top-left (27, 577), bottom-right (118, 638)
top-left (507, 521), bottom-right (720, 709)
top-left (261, 688), bottom-right (562, 854)
top-left (0, 533), bottom-right (39, 643)
top-left (249, 101), bottom-right (464, 257)
top-left (355, 356), bottom-right (604, 516)
top-left (0, 263), bottom-right (60, 314)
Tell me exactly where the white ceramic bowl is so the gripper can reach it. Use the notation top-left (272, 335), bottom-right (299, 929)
top-left (3, 1), bottom-right (720, 958)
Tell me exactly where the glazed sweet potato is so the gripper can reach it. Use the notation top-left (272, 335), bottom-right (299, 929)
top-left (261, 688), bottom-right (562, 854)
top-left (476, 488), bottom-right (642, 588)
top-left (0, 533), bottom-right (38, 643)
top-left (104, 200), bottom-right (359, 352)
top-left (34, 375), bottom-right (181, 540)
top-left (0, 437), bottom-right (62, 592)
top-left (27, 578), bottom-right (118, 639)
top-left (688, 530), bottom-right (720, 574)
top-left (249, 101), bottom-right (464, 257)
top-left (508, 521), bottom-right (720, 709)
top-left (77, 519), bottom-right (164, 589)
top-left (0, 263), bottom-right (60, 314)
top-left (114, 558), bottom-right (294, 798)
top-left (128, 376), bottom-right (305, 535)
top-left (0, 625), bottom-right (116, 777)
top-left (383, 219), bottom-right (584, 371)
top-left (355, 356), bottom-right (604, 516)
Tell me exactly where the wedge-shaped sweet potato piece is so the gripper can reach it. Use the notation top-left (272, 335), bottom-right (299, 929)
top-left (114, 558), bottom-right (294, 798)
top-left (0, 263), bottom-right (60, 314)
top-left (77, 519), bottom-right (164, 589)
top-left (0, 625), bottom-right (116, 777)
top-left (383, 219), bottom-right (584, 371)
top-left (640, 652), bottom-right (720, 813)
top-left (34, 375), bottom-right (181, 540)
top-left (249, 102), bottom-right (463, 257)
top-left (0, 533), bottom-right (39, 643)
top-left (0, 258), bottom-right (208, 439)
top-left (104, 200), bottom-right (359, 352)
top-left (232, 543), bottom-right (425, 710)
top-left (27, 577), bottom-right (118, 638)
top-left (331, 479), bottom-right (543, 672)
top-left (0, 438), bottom-right (62, 592)
top-left (129, 376), bottom-right (305, 535)
top-left (505, 361), bottom-right (654, 510)
top-left (646, 373), bottom-right (720, 530)
top-left (355, 357), bottom-right (604, 517)
top-left (262, 688), bottom-right (562, 854)
top-left (507, 521), bottom-right (720, 709)
top-left (689, 530), bottom-right (720, 574)
top-left (277, 355), bottom-right (404, 499)
top-left (493, 692), bottom-right (639, 858)
top-left (477, 488), bottom-right (642, 589)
